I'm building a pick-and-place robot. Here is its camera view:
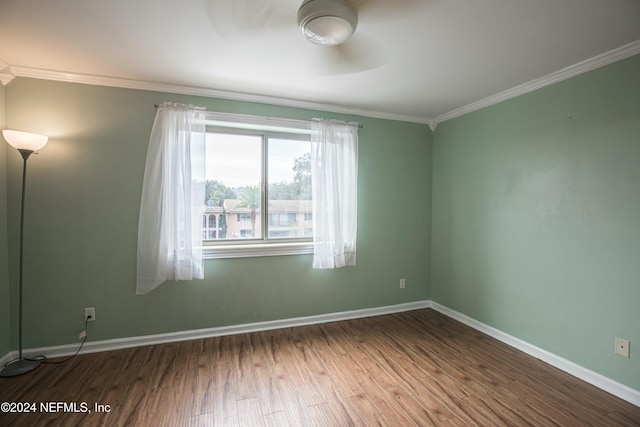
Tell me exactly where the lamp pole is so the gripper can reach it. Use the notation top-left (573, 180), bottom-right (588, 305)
top-left (17, 150), bottom-right (32, 359)
top-left (0, 131), bottom-right (47, 377)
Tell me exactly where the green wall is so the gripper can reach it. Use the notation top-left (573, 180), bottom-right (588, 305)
top-left (431, 54), bottom-right (640, 390)
top-left (3, 78), bottom-right (432, 348)
top-left (5, 53), bottom-right (637, 394)
top-left (0, 83), bottom-right (10, 358)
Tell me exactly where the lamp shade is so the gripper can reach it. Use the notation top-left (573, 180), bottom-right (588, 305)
top-left (2, 130), bottom-right (48, 152)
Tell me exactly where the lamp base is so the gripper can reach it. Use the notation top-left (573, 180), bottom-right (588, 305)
top-left (0, 358), bottom-right (41, 377)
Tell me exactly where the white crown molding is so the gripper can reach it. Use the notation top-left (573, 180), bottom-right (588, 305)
top-left (0, 59), bottom-right (15, 86)
top-left (429, 302), bottom-right (640, 407)
top-left (5, 39), bottom-right (640, 130)
top-left (8, 66), bottom-right (430, 125)
top-left (432, 39), bottom-right (640, 127)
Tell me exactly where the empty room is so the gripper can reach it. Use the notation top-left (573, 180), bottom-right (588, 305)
top-left (1, 0), bottom-right (639, 425)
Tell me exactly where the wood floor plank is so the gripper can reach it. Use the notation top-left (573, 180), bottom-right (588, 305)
top-left (189, 411), bottom-right (239, 427)
top-left (236, 397), bottom-right (265, 427)
top-left (230, 334), bottom-right (259, 401)
top-left (304, 400), bottom-right (359, 427)
top-left (344, 393), bottom-right (390, 426)
top-left (270, 361), bottom-right (315, 422)
top-left (384, 385), bottom-right (444, 426)
top-left (1, 308), bottom-right (639, 426)
top-left (277, 343), bottom-right (330, 407)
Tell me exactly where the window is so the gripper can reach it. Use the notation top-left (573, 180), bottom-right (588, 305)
top-left (202, 113), bottom-right (313, 258)
top-left (202, 214), bottom-right (219, 240)
top-left (269, 213), bottom-right (297, 226)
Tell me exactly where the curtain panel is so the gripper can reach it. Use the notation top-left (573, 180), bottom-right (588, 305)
top-left (136, 102), bottom-right (206, 294)
top-left (311, 118), bottom-right (359, 269)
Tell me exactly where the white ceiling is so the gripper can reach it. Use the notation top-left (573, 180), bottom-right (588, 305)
top-left (1, 0), bottom-right (639, 125)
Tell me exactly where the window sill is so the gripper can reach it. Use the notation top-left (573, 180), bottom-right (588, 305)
top-left (203, 241), bottom-right (313, 259)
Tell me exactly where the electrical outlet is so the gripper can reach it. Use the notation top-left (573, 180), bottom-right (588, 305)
top-left (400, 279), bottom-right (406, 289)
top-left (615, 337), bottom-right (630, 358)
top-left (85, 307), bottom-right (96, 322)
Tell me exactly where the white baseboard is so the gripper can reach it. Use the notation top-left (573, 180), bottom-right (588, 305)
top-left (429, 301), bottom-right (640, 407)
top-left (2, 299), bottom-right (637, 407)
top-left (3, 300), bottom-right (431, 361)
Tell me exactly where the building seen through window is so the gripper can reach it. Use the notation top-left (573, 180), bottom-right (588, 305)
top-left (203, 131), bottom-right (312, 243)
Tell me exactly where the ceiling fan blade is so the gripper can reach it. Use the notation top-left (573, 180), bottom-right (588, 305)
top-left (204, 0), bottom-right (297, 38)
top-left (349, 0), bottom-right (424, 21)
top-left (310, 34), bottom-right (386, 75)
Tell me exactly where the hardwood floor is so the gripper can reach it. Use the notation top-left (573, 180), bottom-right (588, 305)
top-left (1, 308), bottom-right (639, 426)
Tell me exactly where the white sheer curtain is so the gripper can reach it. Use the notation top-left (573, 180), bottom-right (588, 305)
top-left (311, 118), bottom-right (359, 269)
top-left (136, 102), bottom-right (206, 294)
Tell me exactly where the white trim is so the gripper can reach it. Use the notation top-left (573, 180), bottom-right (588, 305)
top-left (0, 59), bottom-right (15, 86)
top-left (203, 241), bottom-right (313, 259)
top-left (429, 301), bottom-right (640, 407)
top-left (4, 301), bottom-right (429, 360)
top-left (205, 111), bottom-right (312, 134)
top-left (8, 66), bottom-right (429, 125)
top-left (2, 299), bottom-right (637, 407)
top-left (7, 40), bottom-right (640, 128)
top-left (432, 39), bottom-right (640, 127)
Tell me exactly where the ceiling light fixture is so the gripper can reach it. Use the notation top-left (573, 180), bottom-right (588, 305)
top-left (298, 0), bottom-right (358, 46)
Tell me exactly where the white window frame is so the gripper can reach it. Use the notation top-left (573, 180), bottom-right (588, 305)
top-left (202, 112), bottom-right (314, 259)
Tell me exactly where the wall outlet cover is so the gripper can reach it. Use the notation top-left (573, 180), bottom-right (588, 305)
top-left (615, 337), bottom-right (630, 358)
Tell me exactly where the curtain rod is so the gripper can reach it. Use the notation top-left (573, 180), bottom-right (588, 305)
top-left (154, 104), bottom-right (363, 129)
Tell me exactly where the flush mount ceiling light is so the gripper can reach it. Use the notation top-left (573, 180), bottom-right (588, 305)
top-left (297, 0), bottom-right (358, 46)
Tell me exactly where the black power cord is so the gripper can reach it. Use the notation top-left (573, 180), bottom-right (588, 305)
top-left (25, 316), bottom-right (91, 365)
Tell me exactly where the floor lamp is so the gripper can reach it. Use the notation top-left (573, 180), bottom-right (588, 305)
top-left (0, 130), bottom-right (48, 377)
